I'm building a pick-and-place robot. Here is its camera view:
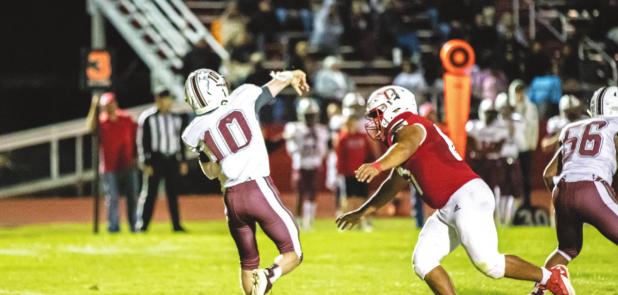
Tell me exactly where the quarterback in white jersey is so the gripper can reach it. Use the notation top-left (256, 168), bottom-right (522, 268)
top-left (536, 86), bottom-right (618, 295)
top-left (283, 98), bottom-right (329, 229)
top-left (181, 68), bottom-right (309, 295)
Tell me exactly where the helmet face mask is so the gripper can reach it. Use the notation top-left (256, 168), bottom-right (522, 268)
top-left (365, 113), bottom-right (385, 142)
top-left (364, 85), bottom-right (417, 142)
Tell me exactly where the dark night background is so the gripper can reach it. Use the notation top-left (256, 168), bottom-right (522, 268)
top-left (0, 0), bottom-right (152, 135)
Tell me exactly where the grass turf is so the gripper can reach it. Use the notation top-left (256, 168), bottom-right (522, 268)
top-left (0, 219), bottom-right (616, 295)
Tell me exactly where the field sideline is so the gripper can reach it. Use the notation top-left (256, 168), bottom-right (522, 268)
top-left (0, 219), bottom-right (616, 295)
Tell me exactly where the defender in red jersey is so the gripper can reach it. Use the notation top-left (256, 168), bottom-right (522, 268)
top-left (337, 85), bottom-right (574, 295)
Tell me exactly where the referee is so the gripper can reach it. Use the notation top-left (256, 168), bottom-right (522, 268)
top-left (136, 90), bottom-right (188, 232)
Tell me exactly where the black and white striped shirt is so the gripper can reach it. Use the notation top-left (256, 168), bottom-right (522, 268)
top-left (137, 107), bottom-right (187, 165)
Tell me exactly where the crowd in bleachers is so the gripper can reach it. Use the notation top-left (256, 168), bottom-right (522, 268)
top-left (182, 0), bottom-right (616, 123)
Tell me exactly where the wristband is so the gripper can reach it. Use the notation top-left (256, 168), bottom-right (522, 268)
top-left (371, 162), bottom-right (383, 172)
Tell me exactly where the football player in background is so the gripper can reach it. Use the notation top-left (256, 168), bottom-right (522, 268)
top-left (182, 69), bottom-right (309, 295)
top-left (495, 93), bottom-right (526, 226)
top-left (337, 85), bottom-right (574, 295)
top-left (466, 99), bottom-right (508, 199)
top-left (536, 86), bottom-right (618, 294)
top-left (541, 95), bottom-right (587, 153)
top-left (336, 107), bottom-right (376, 231)
top-left (283, 98), bottom-right (329, 230)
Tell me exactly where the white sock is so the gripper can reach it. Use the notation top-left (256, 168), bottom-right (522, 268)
top-left (302, 201), bottom-right (311, 228)
top-left (268, 264), bottom-right (282, 284)
top-left (540, 267), bottom-right (552, 285)
top-left (310, 202), bottom-right (317, 223)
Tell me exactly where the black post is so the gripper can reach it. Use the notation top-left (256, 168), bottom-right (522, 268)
top-left (92, 95), bottom-right (100, 234)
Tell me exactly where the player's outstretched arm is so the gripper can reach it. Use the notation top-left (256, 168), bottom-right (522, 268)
top-left (263, 70), bottom-right (310, 97)
top-left (355, 125), bottom-right (425, 183)
top-left (543, 146), bottom-right (562, 191)
top-left (336, 170), bottom-right (407, 230)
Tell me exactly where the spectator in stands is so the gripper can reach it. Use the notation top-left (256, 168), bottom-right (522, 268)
top-left (393, 61), bottom-right (428, 104)
top-left (347, 0), bottom-right (377, 60)
top-left (496, 12), bottom-right (527, 81)
top-left (380, 0), bottom-right (420, 58)
top-left (273, 0), bottom-right (312, 31)
top-left (557, 44), bottom-right (579, 81)
top-left (310, 0), bottom-right (344, 55)
top-left (248, 0), bottom-right (280, 52)
top-left (136, 90), bottom-right (188, 232)
top-left (181, 40), bottom-right (222, 79)
top-left (214, 1), bottom-right (248, 48)
top-left (527, 68), bottom-right (562, 118)
top-left (288, 41), bottom-right (310, 72)
top-left (469, 7), bottom-right (498, 54)
top-left (224, 32), bottom-right (257, 86)
top-left (508, 80), bottom-right (539, 206)
top-left (481, 64), bottom-right (508, 101)
top-left (524, 41), bottom-right (551, 83)
top-left (313, 56), bottom-right (355, 103)
top-left (86, 93), bottom-right (138, 233)
top-left (496, 12), bottom-right (528, 48)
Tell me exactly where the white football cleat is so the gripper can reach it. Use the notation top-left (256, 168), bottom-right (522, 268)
top-left (251, 269), bottom-right (272, 295)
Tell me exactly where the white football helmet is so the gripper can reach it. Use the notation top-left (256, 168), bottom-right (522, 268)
top-left (494, 92), bottom-right (510, 111)
top-left (184, 69), bottom-right (229, 115)
top-left (342, 92), bottom-right (365, 118)
top-left (478, 98), bottom-right (497, 123)
top-left (590, 86), bottom-right (618, 117)
top-left (296, 97), bottom-right (320, 123)
top-left (365, 85), bottom-right (417, 141)
top-left (559, 94), bottom-right (581, 117)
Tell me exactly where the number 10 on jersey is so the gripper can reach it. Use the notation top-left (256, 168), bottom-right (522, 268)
top-left (202, 110), bottom-right (253, 161)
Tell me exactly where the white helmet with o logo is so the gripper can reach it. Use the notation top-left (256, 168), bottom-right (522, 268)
top-left (184, 68), bottom-right (229, 115)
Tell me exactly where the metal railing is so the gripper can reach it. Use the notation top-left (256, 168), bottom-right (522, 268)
top-left (579, 37), bottom-right (618, 86)
top-left (90, 0), bottom-right (228, 99)
top-left (0, 104), bottom-right (153, 198)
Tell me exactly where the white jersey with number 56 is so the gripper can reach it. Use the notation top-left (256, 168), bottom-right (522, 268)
top-left (182, 84), bottom-right (272, 188)
top-left (559, 117), bottom-right (618, 183)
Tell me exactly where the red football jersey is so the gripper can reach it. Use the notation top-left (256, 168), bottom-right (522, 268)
top-left (336, 131), bottom-right (373, 176)
top-left (386, 112), bottom-right (479, 209)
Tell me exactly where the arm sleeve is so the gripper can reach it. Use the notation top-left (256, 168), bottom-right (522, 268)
top-left (137, 115), bottom-right (152, 166)
top-left (254, 86), bottom-right (275, 113)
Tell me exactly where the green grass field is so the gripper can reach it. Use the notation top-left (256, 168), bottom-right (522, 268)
top-left (0, 219), bottom-right (616, 295)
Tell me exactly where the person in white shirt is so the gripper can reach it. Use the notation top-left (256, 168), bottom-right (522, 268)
top-left (508, 79), bottom-right (539, 204)
top-left (313, 56), bottom-right (355, 102)
top-left (394, 61), bottom-right (428, 103)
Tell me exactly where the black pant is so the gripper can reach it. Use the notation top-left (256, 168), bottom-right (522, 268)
top-left (519, 150), bottom-right (533, 205)
top-left (138, 156), bottom-right (183, 231)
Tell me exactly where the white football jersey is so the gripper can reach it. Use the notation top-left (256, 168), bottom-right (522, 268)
top-left (283, 122), bottom-right (329, 170)
top-left (559, 116), bottom-right (618, 183)
top-left (498, 116), bottom-right (526, 159)
top-left (466, 120), bottom-right (509, 160)
top-left (182, 84), bottom-right (270, 187)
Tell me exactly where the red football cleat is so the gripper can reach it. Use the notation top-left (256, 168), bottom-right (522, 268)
top-left (544, 265), bottom-right (576, 295)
